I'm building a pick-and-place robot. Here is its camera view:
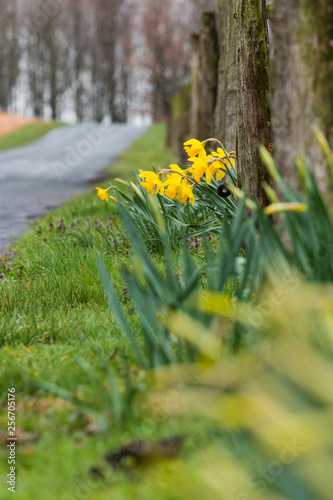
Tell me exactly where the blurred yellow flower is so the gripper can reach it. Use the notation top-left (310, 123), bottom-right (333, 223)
top-left (211, 148), bottom-right (236, 171)
top-left (264, 202), bottom-right (308, 215)
top-left (139, 171), bottom-right (164, 196)
top-left (176, 179), bottom-right (195, 205)
top-left (208, 159), bottom-right (227, 181)
top-left (162, 166), bottom-right (185, 201)
top-left (187, 146), bottom-right (234, 184)
top-left (164, 175), bottom-right (183, 200)
top-left (96, 187), bottom-right (109, 201)
top-left (184, 139), bottom-right (206, 159)
top-left (168, 164), bottom-right (185, 175)
top-left (162, 165), bottom-right (195, 205)
top-left (188, 156), bottom-right (212, 184)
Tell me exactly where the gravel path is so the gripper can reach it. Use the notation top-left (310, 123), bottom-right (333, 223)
top-left (0, 123), bottom-right (147, 254)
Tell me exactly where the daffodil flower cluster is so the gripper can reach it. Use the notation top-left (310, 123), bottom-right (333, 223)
top-left (138, 139), bottom-right (236, 205)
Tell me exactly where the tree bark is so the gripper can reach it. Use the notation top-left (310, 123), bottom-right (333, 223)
top-left (270, 0), bottom-right (332, 191)
top-left (190, 34), bottom-right (201, 139)
top-left (215, 0), bottom-right (237, 151)
top-left (199, 12), bottom-right (218, 140)
top-left (302, 0), bottom-right (333, 141)
top-left (171, 84), bottom-right (191, 159)
top-left (271, 0), bottom-right (313, 190)
top-left (235, 0), bottom-right (272, 205)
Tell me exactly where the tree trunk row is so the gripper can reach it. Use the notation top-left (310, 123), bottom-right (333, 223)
top-left (171, 5), bottom-right (271, 201)
top-left (170, 0), bottom-right (333, 199)
top-left (169, 12), bottom-right (218, 160)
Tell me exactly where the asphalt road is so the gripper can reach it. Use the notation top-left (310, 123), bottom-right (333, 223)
top-left (0, 123), bottom-right (147, 254)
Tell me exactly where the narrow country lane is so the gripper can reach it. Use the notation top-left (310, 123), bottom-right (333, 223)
top-left (0, 123), bottom-right (147, 253)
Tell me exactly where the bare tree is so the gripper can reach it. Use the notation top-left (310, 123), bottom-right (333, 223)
top-left (24, 0), bottom-right (70, 119)
top-left (0, 0), bottom-right (20, 110)
top-left (140, 0), bottom-right (190, 121)
top-left (88, 0), bottom-right (132, 123)
top-left (25, 0), bottom-right (48, 117)
top-left (45, 9), bottom-right (70, 120)
top-left (113, 0), bottom-right (134, 123)
top-left (1, 0), bottom-right (217, 124)
top-left (68, 0), bottom-right (90, 122)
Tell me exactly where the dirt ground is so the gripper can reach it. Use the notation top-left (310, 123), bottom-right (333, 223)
top-left (0, 112), bottom-right (38, 137)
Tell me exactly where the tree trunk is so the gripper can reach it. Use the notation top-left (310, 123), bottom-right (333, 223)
top-left (215, 0), bottom-right (237, 151)
top-left (200, 12), bottom-right (218, 140)
top-left (270, 0), bottom-right (331, 191)
top-left (171, 84), bottom-right (191, 160)
top-left (301, 0), bottom-right (333, 141)
top-left (235, 0), bottom-right (272, 205)
top-left (0, 0), bottom-right (20, 111)
top-left (165, 101), bottom-right (172, 148)
top-left (190, 34), bottom-right (201, 139)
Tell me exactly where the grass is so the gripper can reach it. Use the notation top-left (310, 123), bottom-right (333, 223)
top-left (2, 122), bottom-right (329, 499)
top-left (104, 121), bottom-right (176, 178)
top-left (0, 122), bottom-right (196, 500)
top-left (0, 121), bottom-right (64, 152)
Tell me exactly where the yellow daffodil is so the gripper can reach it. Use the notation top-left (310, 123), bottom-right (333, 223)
top-left (96, 187), bottom-right (110, 201)
top-left (164, 177), bottom-right (182, 200)
top-left (162, 164), bottom-right (195, 205)
top-left (183, 139), bottom-right (206, 159)
top-left (207, 157), bottom-right (227, 181)
top-left (135, 139), bottom-right (236, 207)
top-left (188, 156), bottom-right (212, 184)
top-left (139, 171), bottom-right (164, 196)
top-left (168, 164), bottom-right (185, 175)
top-left (176, 179), bottom-right (195, 205)
top-left (211, 148), bottom-right (236, 170)
top-left (163, 165), bottom-right (186, 200)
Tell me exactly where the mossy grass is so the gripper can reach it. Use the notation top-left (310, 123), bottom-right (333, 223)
top-left (0, 123), bottom-right (200, 500)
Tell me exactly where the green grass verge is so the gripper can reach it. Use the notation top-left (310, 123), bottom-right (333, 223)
top-left (0, 121), bottom-right (64, 152)
top-left (0, 123), bottom-right (203, 500)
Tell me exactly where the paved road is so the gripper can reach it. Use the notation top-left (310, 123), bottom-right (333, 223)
top-left (0, 123), bottom-right (147, 254)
